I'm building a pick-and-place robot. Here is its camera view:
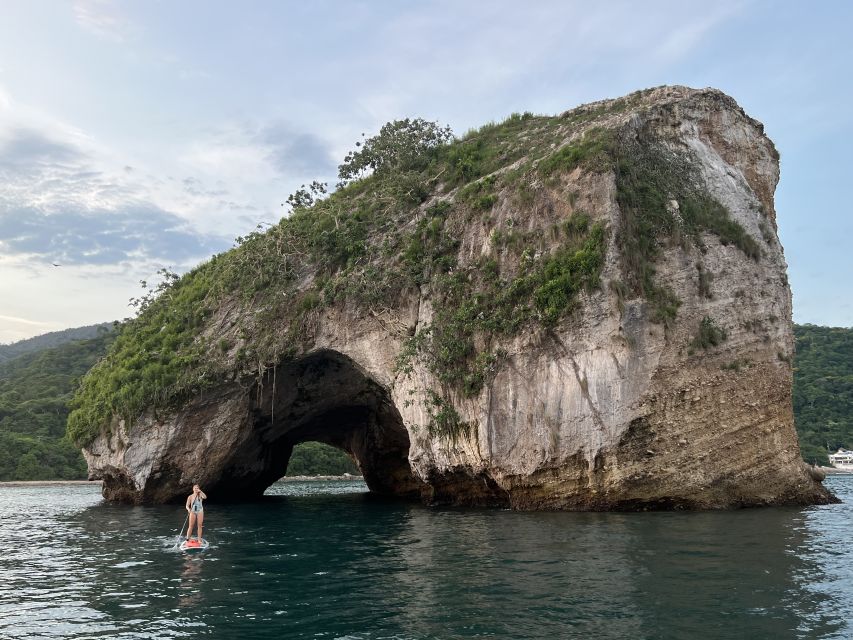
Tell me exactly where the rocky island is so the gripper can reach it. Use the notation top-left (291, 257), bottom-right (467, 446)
top-left (69, 86), bottom-right (835, 509)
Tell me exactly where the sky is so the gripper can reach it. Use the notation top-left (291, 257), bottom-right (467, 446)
top-left (0, 0), bottom-right (851, 343)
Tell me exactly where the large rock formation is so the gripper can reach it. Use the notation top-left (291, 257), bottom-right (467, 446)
top-left (78, 86), bottom-right (835, 508)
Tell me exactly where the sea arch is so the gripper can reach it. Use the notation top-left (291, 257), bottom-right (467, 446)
top-left (206, 349), bottom-right (423, 500)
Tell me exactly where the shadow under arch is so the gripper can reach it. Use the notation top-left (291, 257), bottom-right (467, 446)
top-left (210, 349), bottom-right (424, 501)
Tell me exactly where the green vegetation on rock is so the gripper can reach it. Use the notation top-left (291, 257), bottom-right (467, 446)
top-left (609, 138), bottom-right (759, 324)
top-left (397, 217), bottom-right (607, 437)
top-left (691, 316), bottom-right (728, 350)
top-left (67, 268), bottom-right (220, 447)
top-left (67, 93), bottom-right (761, 447)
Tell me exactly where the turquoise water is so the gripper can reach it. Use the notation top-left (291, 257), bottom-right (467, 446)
top-left (1, 477), bottom-right (852, 639)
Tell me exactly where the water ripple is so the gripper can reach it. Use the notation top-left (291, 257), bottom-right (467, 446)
top-left (1, 478), bottom-right (853, 638)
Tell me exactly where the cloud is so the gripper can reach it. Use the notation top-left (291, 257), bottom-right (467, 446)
top-left (0, 204), bottom-right (227, 267)
top-left (73, 0), bottom-right (128, 42)
top-left (256, 123), bottom-right (336, 177)
top-left (0, 128), bottom-right (134, 215)
top-left (183, 120), bottom-right (336, 183)
top-left (0, 314), bottom-right (55, 328)
top-left (0, 87), bottom-right (297, 248)
top-left (0, 312), bottom-right (62, 344)
top-left (332, 0), bottom-right (739, 130)
top-left (174, 120), bottom-right (337, 233)
top-left (0, 129), bottom-right (83, 167)
top-left (182, 176), bottom-right (227, 198)
top-left (0, 123), bottom-right (228, 269)
top-left (647, 4), bottom-right (741, 63)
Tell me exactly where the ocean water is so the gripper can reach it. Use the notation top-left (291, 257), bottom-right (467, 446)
top-left (1, 477), bottom-right (852, 640)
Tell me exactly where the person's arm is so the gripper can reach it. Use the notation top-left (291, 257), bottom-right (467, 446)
top-left (185, 495), bottom-right (192, 512)
top-left (199, 489), bottom-right (207, 500)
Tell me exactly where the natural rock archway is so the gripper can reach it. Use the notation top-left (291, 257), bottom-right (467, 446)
top-left (86, 349), bottom-right (425, 504)
top-left (79, 86), bottom-right (835, 509)
top-left (213, 349), bottom-right (423, 499)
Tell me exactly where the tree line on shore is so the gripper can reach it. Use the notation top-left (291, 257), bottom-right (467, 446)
top-left (793, 324), bottom-right (853, 465)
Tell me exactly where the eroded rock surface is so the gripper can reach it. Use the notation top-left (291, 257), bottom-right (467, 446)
top-left (82, 86), bottom-right (835, 508)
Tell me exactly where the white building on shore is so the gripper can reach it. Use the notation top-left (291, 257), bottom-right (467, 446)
top-left (828, 449), bottom-right (853, 471)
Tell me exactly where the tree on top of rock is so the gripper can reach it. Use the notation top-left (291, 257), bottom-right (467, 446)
top-left (337, 118), bottom-right (453, 185)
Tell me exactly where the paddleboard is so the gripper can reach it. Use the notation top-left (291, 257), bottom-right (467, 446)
top-left (179, 538), bottom-right (209, 552)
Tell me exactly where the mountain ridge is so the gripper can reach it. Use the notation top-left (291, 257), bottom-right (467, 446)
top-left (0, 323), bottom-right (113, 364)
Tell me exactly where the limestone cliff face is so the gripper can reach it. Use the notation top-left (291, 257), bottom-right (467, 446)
top-left (82, 86), bottom-right (834, 508)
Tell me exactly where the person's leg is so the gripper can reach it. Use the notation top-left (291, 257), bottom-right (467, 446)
top-left (188, 512), bottom-right (197, 540)
top-left (197, 512), bottom-right (204, 541)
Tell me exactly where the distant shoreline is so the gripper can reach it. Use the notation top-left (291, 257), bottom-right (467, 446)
top-left (818, 466), bottom-right (853, 475)
top-left (0, 480), bottom-right (102, 487)
top-left (279, 474), bottom-right (364, 482)
top-left (0, 475), bottom-right (364, 487)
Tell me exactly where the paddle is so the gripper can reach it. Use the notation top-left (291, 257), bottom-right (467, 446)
top-left (173, 512), bottom-right (189, 549)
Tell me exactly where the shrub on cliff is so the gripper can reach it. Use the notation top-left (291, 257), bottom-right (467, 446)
top-left (691, 316), bottom-right (728, 350)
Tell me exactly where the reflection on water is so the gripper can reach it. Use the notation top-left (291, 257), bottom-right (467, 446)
top-left (0, 477), bottom-right (852, 639)
top-left (179, 556), bottom-right (205, 609)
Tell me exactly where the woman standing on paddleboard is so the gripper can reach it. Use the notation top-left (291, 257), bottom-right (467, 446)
top-left (185, 484), bottom-right (207, 541)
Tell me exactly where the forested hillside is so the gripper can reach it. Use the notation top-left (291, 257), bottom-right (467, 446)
top-left (0, 325), bottom-right (357, 480)
top-left (794, 324), bottom-right (853, 465)
top-left (0, 323), bottom-right (112, 364)
top-left (286, 442), bottom-right (359, 476)
top-left (0, 330), bottom-right (114, 480)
